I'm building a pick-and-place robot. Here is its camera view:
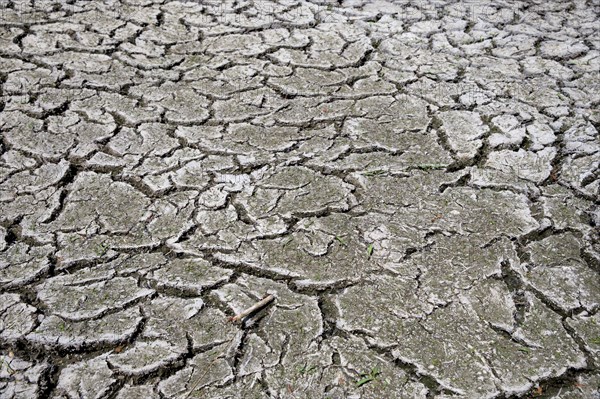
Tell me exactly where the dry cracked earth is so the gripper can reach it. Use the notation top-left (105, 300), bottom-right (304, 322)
top-left (0, 0), bottom-right (599, 398)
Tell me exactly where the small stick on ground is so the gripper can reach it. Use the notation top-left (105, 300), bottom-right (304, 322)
top-left (228, 294), bottom-right (275, 323)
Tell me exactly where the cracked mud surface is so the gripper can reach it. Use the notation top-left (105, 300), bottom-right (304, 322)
top-left (0, 0), bottom-right (599, 398)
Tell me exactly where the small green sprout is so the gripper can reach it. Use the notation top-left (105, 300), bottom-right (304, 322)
top-left (95, 242), bottom-right (110, 256)
top-left (589, 337), bottom-right (600, 345)
top-left (367, 244), bottom-right (374, 258)
top-left (355, 366), bottom-right (381, 387)
top-left (335, 235), bottom-right (346, 246)
top-left (297, 364), bottom-right (318, 375)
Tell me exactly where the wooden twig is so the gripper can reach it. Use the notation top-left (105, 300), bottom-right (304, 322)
top-left (227, 294), bottom-right (275, 323)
